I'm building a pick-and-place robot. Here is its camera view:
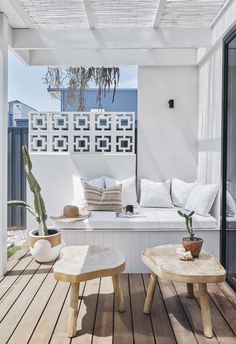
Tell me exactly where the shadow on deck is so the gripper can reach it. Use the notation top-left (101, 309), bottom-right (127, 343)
top-left (0, 246), bottom-right (236, 344)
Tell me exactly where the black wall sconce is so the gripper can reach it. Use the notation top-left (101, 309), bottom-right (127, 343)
top-left (168, 99), bottom-right (174, 108)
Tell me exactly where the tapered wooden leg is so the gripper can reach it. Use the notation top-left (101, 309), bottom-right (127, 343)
top-left (198, 283), bottom-right (213, 338)
top-left (187, 283), bottom-right (194, 298)
top-left (68, 283), bottom-right (80, 338)
top-left (143, 272), bottom-right (158, 314)
top-left (112, 274), bottom-right (125, 312)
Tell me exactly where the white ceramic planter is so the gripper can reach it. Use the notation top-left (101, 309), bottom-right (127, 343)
top-left (28, 228), bottom-right (63, 263)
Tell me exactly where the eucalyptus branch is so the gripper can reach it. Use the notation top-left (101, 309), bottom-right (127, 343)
top-left (44, 66), bottom-right (120, 111)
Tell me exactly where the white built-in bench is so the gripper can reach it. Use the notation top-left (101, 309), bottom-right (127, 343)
top-left (27, 154), bottom-right (221, 272)
top-left (58, 208), bottom-right (219, 273)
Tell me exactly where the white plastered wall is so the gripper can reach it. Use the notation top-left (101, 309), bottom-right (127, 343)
top-left (137, 66), bottom-right (198, 182)
top-left (27, 154), bottom-right (136, 230)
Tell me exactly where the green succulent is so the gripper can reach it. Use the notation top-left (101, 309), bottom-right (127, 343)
top-left (178, 210), bottom-right (195, 241)
top-left (8, 145), bottom-right (48, 236)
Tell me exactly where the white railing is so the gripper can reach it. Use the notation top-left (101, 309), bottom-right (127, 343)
top-left (29, 112), bottom-right (135, 154)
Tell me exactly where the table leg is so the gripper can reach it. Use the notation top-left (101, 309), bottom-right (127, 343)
top-left (112, 275), bottom-right (125, 312)
top-left (143, 272), bottom-right (158, 314)
top-left (187, 283), bottom-right (194, 298)
top-left (68, 283), bottom-right (80, 338)
top-left (198, 283), bottom-right (213, 338)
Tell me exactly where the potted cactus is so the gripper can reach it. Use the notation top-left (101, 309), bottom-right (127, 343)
top-left (178, 210), bottom-right (203, 257)
top-left (8, 146), bottom-right (62, 262)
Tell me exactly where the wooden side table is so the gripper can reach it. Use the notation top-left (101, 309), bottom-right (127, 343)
top-left (53, 245), bottom-right (126, 338)
top-left (141, 244), bottom-right (226, 338)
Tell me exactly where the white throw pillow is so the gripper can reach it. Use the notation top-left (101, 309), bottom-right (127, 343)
top-left (185, 184), bottom-right (219, 216)
top-left (171, 178), bottom-right (198, 207)
top-left (105, 176), bottom-right (139, 207)
top-left (88, 176), bottom-right (105, 188)
top-left (226, 191), bottom-right (236, 216)
top-left (139, 179), bottom-right (173, 208)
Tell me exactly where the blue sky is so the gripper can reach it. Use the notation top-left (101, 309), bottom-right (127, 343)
top-left (8, 51), bottom-right (137, 111)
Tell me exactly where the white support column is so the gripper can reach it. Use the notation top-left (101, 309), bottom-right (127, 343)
top-left (0, 13), bottom-right (8, 276)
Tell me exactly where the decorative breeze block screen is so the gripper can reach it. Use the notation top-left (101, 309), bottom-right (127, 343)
top-left (29, 112), bottom-right (135, 154)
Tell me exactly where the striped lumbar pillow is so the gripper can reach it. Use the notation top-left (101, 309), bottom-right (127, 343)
top-left (84, 182), bottom-right (122, 211)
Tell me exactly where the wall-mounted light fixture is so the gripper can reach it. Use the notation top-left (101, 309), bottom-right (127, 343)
top-left (168, 99), bottom-right (174, 108)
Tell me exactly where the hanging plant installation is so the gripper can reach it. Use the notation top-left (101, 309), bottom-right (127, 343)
top-left (43, 67), bottom-right (120, 111)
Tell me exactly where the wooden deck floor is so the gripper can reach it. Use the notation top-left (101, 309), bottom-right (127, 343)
top-left (0, 247), bottom-right (236, 344)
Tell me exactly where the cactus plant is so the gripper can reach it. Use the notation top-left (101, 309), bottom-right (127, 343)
top-left (8, 145), bottom-right (48, 236)
top-left (178, 210), bottom-right (195, 241)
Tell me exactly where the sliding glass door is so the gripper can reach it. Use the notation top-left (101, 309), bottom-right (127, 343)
top-left (222, 25), bottom-right (236, 289)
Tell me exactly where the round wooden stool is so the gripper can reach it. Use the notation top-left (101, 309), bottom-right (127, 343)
top-left (53, 245), bottom-right (126, 338)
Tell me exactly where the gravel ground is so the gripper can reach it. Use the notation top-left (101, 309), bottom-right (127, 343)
top-left (7, 228), bottom-right (27, 248)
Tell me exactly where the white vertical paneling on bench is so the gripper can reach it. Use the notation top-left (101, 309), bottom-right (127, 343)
top-left (61, 229), bottom-right (220, 273)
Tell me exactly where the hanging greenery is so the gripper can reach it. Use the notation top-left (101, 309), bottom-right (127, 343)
top-left (43, 67), bottom-right (120, 111)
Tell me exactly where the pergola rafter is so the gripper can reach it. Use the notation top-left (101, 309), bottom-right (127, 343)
top-left (153, 0), bottom-right (166, 28)
top-left (83, 0), bottom-right (95, 29)
top-left (8, 0), bottom-right (34, 28)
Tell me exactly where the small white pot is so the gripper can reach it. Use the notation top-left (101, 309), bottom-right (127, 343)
top-left (28, 228), bottom-right (63, 263)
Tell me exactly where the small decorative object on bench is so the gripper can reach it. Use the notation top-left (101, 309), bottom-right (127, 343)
top-left (176, 247), bottom-right (193, 261)
top-left (53, 245), bottom-right (126, 338)
top-left (124, 204), bottom-right (134, 215)
top-left (63, 205), bottom-right (79, 218)
top-left (178, 210), bottom-right (203, 257)
top-left (51, 207), bottom-right (90, 224)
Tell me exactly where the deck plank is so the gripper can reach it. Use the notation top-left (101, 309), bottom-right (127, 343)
top-left (49, 281), bottom-right (86, 344)
top-left (92, 277), bottom-right (114, 344)
top-left (0, 245), bottom-right (29, 283)
top-left (113, 273), bottom-right (134, 344)
top-left (49, 285), bottom-right (72, 344)
top-left (0, 252), bottom-right (33, 299)
top-left (129, 274), bottom-right (155, 344)
top-left (0, 261), bottom-right (53, 344)
top-left (158, 279), bottom-right (198, 344)
top-left (143, 274), bottom-right (176, 344)
top-left (0, 249), bottom-right (235, 344)
top-left (8, 268), bottom-right (57, 344)
top-left (28, 280), bottom-right (70, 344)
top-left (0, 259), bottom-right (40, 322)
top-left (194, 284), bottom-right (236, 344)
top-left (71, 279), bottom-right (100, 344)
top-left (207, 283), bottom-right (236, 336)
top-left (6, 245), bottom-right (29, 267)
top-left (173, 281), bottom-right (217, 344)
top-left (217, 282), bottom-right (236, 308)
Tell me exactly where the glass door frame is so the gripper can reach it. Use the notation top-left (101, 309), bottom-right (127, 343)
top-left (221, 24), bottom-right (236, 289)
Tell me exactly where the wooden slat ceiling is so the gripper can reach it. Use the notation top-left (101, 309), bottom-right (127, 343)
top-left (18, 0), bottom-right (89, 28)
top-left (18, 0), bottom-right (227, 29)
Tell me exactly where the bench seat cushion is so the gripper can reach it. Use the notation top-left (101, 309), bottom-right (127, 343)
top-left (59, 207), bottom-right (217, 230)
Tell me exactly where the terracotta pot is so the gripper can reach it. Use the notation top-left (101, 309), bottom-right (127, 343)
top-left (182, 237), bottom-right (204, 258)
top-left (28, 228), bottom-right (63, 263)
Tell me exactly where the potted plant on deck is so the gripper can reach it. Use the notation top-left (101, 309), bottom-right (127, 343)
top-left (8, 146), bottom-right (62, 262)
top-left (178, 210), bottom-right (203, 257)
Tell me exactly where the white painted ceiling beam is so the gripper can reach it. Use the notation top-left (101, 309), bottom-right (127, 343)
top-left (12, 27), bottom-right (212, 50)
top-left (23, 48), bottom-right (197, 67)
top-left (153, 0), bottom-right (166, 28)
top-left (83, 0), bottom-right (95, 29)
top-left (12, 48), bottom-right (30, 65)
